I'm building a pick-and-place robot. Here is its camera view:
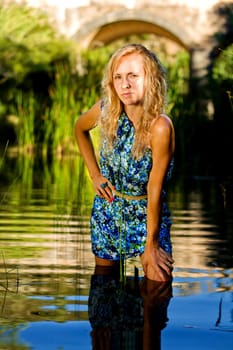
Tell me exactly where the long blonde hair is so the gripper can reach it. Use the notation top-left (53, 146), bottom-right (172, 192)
top-left (100, 43), bottom-right (167, 159)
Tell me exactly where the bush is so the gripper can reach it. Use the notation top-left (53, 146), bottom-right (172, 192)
top-left (0, 3), bottom-right (77, 146)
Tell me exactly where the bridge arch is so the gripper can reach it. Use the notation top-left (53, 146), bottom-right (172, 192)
top-left (73, 9), bottom-right (192, 51)
top-left (71, 7), bottom-right (224, 118)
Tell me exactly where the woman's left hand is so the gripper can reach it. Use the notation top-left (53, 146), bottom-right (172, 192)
top-left (141, 245), bottom-right (174, 282)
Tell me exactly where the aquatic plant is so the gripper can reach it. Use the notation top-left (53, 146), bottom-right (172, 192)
top-left (0, 140), bottom-right (9, 170)
top-left (14, 91), bottom-right (36, 153)
top-left (0, 251), bottom-right (19, 293)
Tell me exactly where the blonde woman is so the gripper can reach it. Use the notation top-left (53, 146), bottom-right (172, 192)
top-left (74, 44), bottom-right (175, 281)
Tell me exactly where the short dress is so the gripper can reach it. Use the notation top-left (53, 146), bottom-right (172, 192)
top-left (90, 112), bottom-right (173, 260)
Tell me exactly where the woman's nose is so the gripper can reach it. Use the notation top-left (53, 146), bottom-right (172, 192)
top-left (121, 77), bottom-right (130, 88)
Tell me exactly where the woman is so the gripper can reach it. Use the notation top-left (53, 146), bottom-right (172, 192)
top-left (74, 43), bottom-right (175, 281)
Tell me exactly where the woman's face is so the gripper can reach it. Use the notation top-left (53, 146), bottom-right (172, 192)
top-left (112, 53), bottom-right (146, 106)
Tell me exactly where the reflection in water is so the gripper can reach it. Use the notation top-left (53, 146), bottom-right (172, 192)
top-left (88, 266), bottom-right (172, 350)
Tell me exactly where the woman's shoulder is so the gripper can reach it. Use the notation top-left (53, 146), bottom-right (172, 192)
top-left (75, 100), bottom-right (101, 131)
top-left (149, 113), bottom-right (175, 152)
top-left (150, 114), bottom-right (174, 135)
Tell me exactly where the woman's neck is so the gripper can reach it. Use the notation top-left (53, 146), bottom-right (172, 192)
top-left (124, 105), bottom-right (143, 128)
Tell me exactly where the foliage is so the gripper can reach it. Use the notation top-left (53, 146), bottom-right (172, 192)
top-left (0, 4), bottom-right (76, 82)
top-left (0, 3), bottom-right (77, 145)
top-left (165, 51), bottom-right (202, 170)
top-left (14, 91), bottom-right (35, 152)
top-left (38, 47), bottom-right (108, 155)
top-left (212, 45), bottom-right (233, 111)
top-left (211, 44), bottom-right (233, 116)
top-left (0, 2), bottom-right (114, 153)
top-left (12, 48), bottom-right (108, 155)
top-left (212, 45), bottom-right (233, 84)
top-left (166, 51), bottom-right (190, 118)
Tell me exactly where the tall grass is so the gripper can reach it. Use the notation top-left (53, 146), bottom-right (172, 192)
top-left (0, 140), bottom-right (9, 170)
top-left (15, 91), bottom-right (36, 153)
top-left (0, 251), bottom-right (19, 293)
top-left (45, 60), bottom-right (102, 155)
top-left (47, 62), bottom-right (78, 155)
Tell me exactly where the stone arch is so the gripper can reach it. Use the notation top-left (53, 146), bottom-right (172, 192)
top-left (72, 8), bottom-right (214, 117)
top-left (73, 9), bottom-right (192, 51)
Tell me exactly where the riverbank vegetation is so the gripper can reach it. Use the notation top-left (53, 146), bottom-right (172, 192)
top-left (0, 3), bottom-right (232, 176)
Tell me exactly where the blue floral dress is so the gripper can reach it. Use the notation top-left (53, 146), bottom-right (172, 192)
top-left (90, 112), bottom-right (173, 260)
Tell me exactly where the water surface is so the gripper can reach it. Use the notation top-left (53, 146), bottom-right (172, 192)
top-left (0, 155), bottom-right (232, 349)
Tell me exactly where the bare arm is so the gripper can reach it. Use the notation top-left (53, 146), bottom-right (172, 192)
top-left (141, 114), bottom-right (175, 281)
top-left (74, 101), bottom-right (113, 201)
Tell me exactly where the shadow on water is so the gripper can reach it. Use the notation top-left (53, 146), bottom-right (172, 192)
top-left (0, 152), bottom-right (233, 349)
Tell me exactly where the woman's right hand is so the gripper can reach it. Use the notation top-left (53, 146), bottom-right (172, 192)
top-left (93, 174), bottom-right (114, 203)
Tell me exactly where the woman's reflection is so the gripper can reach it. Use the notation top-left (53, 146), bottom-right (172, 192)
top-left (88, 266), bottom-right (172, 350)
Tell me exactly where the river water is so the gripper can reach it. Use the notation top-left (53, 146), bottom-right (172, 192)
top-left (0, 154), bottom-right (232, 349)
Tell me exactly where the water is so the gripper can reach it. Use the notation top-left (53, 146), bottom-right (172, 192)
top-left (0, 154), bottom-right (232, 349)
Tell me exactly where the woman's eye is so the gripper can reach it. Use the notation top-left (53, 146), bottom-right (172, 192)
top-left (129, 74), bottom-right (138, 80)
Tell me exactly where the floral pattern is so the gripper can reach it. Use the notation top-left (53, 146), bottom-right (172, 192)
top-left (90, 112), bottom-right (173, 260)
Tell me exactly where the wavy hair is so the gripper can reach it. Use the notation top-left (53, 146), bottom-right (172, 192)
top-left (100, 43), bottom-right (167, 159)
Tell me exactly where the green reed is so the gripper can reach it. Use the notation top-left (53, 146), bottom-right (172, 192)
top-left (46, 61), bottom-right (101, 156)
top-left (12, 61), bottom-right (101, 156)
top-left (46, 63), bottom-right (77, 155)
top-left (15, 91), bottom-right (36, 153)
top-left (0, 251), bottom-right (19, 293)
top-left (0, 140), bottom-right (9, 170)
